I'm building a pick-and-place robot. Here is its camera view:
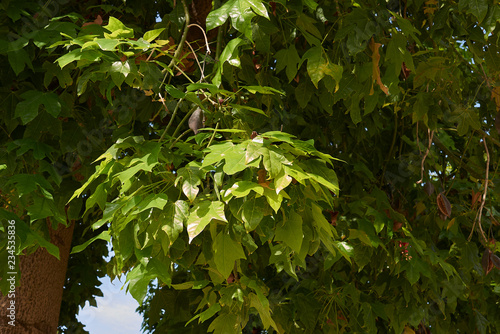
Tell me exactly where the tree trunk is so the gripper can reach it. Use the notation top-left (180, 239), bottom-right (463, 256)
top-left (0, 220), bottom-right (75, 334)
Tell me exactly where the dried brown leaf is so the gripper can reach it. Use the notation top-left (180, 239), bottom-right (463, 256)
top-left (471, 189), bottom-right (481, 207)
top-left (369, 38), bottom-right (389, 96)
top-left (257, 169), bottom-right (270, 188)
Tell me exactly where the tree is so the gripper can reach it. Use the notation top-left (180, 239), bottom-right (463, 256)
top-left (1, 0), bottom-right (500, 333)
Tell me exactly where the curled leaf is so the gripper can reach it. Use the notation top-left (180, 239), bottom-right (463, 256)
top-left (437, 192), bottom-right (451, 219)
top-left (400, 62), bottom-right (411, 80)
top-left (369, 38), bottom-right (389, 96)
top-left (471, 189), bottom-right (481, 207)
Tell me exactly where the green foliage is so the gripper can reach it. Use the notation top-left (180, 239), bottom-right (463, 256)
top-left (1, 0), bottom-right (500, 333)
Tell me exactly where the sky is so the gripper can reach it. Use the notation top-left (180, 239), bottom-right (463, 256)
top-left (76, 274), bottom-right (144, 334)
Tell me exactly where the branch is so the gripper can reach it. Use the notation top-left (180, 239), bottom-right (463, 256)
top-left (187, 23), bottom-right (211, 55)
top-left (168, 0), bottom-right (190, 71)
top-left (416, 129), bottom-right (434, 184)
top-left (159, 98), bottom-right (184, 142)
top-left (468, 137), bottom-right (490, 243)
top-left (185, 41), bottom-right (205, 81)
top-left (476, 128), bottom-right (500, 149)
top-left (433, 136), bottom-right (484, 179)
top-left (169, 128), bottom-right (192, 149)
top-left (172, 104), bottom-right (201, 138)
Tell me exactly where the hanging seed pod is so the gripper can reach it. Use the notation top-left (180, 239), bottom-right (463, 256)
top-left (491, 253), bottom-right (500, 270)
top-left (482, 249), bottom-right (494, 275)
top-left (423, 182), bottom-right (434, 196)
top-left (188, 108), bottom-right (204, 134)
top-left (490, 254), bottom-right (500, 270)
top-left (437, 192), bottom-right (451, 219)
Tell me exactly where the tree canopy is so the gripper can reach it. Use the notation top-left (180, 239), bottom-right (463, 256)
top-left (1, 0), bottom-right (500, 333)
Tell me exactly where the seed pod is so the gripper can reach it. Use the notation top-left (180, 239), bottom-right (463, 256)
top-left (492, 254), bottom-right (500, 270)
top-left (482, 249), bottom-right (494, 275)
top-left (188, 108), bottom-right (204, 134)
top-left (437, 192), bottom-right (451, 219)
top-left (423, 182), bottom-right (434, 196)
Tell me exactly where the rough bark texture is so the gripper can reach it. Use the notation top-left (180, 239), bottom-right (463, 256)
top-left (0, 220), bottom-right (75, 334)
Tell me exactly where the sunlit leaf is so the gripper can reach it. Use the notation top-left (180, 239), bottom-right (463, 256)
top-left (187, 201), bottom-right (227, 242)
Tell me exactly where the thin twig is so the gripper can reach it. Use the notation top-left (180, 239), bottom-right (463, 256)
top-left (187, 23), bottom-right (211, 54)
top-left (159, 98), bottom-right (184, 142)
top-left (207, 122), bottom-right (219, 147)
top-left (172, 63), bottom-right (195, 83)
top-left (185, 41), bottom-right (205, 80)
top-left (476, 128), bottom-right (500, 149)
top-left (468, 137), bottom-right (490, 243)
top-left (158, 92), bottom-right (168, 112)
top-left (145, 48), bottom-right (155, 62)
top-left (445, 133), bottom-right (473, 197)
top-left (416, 129), bottom-right (434, 184)
top-left (169, 128), bottom-right (192, 149)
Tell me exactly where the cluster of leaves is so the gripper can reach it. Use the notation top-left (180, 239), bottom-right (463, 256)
top-left (1, 0), bottom-right (500, 333)
top-left (71, 130), bottom-right (345, 333)
top-left (0, 0), bottom-right (170, 332)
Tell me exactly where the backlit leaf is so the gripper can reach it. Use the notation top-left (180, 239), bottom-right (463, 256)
top-left (176, 167), bottom-right (202, 202)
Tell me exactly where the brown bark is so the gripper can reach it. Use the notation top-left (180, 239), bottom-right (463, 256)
top-left (0, 220), bottom-right (75, 334)
top-left (187, 0), bottom-right (218, 49)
